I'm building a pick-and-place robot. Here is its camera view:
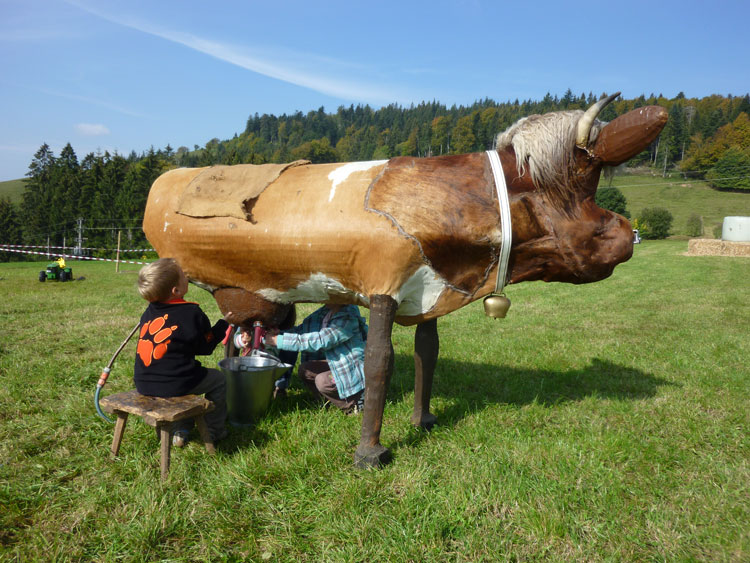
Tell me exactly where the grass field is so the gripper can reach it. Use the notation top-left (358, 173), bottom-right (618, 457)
top-left (601, 172), bottom-right (750, 238)
top-left (1, 242), bottom-right (749, 561)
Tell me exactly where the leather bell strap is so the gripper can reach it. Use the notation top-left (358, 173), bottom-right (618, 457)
top-left (486, 150), bottom-right (512, 294)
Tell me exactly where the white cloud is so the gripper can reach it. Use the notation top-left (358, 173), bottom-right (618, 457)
top-left (76, 123), bottom-right (110, 136)
top-left (38, 86), bottom-right (147, 118)
top-left (64, 0), bottom-right (409, 105)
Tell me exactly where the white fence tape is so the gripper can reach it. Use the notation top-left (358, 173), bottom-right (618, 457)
top-left (0, 244), bottom-right (155, 253)
top-left (0, 246), bottom-right (152, 265)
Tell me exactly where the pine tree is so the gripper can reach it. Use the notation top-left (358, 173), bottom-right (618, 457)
top-left (50, 143), bottom-right (81, 241)
top-left (90, 152), bottom-right (127, 248)
top-left (706, 147), bottom-right (750, 190)
top-left (78, 152), bottom-right (103, 221)
top-left (21, 144), bottom-right (56, 244)
top-left (0, 197), bottom-right (21, 261)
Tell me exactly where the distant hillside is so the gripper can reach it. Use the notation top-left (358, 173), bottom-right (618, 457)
top-left (600, 172), bottom-right (750, 237)
top-left (0, 178), bottom-right (26, 204)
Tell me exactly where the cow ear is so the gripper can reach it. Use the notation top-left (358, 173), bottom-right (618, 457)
top-left (591, 106), bottom-right (668, 165)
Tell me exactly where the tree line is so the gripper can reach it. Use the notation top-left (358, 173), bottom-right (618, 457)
top-left (1, 91), bottom-right (748, 261)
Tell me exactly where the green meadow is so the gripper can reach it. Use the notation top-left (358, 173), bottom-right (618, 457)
top-left (602, 172), bottom-right (750, 237)
top-left (0, 179), bottom-right (26, 205)
top-left (1, 240), bottom-right (748, 561)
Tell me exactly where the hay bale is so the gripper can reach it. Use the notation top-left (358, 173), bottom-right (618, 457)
top-left (687, 238), bottom-right (750, 257)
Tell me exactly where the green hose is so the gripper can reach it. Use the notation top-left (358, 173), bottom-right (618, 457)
top-left (95, 382), bottom-right (113, 423)
top-left (95, 323), bottom-right (140, 423)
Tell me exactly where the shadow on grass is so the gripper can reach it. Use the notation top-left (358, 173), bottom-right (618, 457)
top-left (397, 355), bottom-right (672, 408)
top-left (384, 354), bottom-right (674, 451)
top-left (219, 391), bottom-right (322, 453)
top-left (219, 355), bottom-right (673, 454)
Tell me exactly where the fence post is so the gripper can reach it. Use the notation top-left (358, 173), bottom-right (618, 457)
top-left (116, 231), bottom-right (121, 273)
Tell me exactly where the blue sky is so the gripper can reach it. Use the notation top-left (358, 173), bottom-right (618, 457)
top-left (1, 0), bottom-right (748, 181)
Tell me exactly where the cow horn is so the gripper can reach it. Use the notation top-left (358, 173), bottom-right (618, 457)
top-left (575, 91), bottom-right (621, 149)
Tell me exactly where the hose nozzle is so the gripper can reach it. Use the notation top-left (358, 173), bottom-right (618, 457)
top-left (97, 366), bottom-right (111, 388)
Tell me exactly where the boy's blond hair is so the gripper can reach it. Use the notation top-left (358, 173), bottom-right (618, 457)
top-left (137, 258), bottom-right (182, 302)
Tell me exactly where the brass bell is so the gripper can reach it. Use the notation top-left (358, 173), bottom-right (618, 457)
top-left (483, 293), bottom-right (511, 319)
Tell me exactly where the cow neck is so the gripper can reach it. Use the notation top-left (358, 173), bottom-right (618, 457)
top-left (486, 150), bottom-right (512, 293)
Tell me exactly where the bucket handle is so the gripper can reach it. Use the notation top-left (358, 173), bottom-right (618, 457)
top-left (250, 349), bottom-right (283, 363)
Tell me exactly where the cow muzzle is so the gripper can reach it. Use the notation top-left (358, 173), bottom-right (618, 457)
top-left (586, 213), bottom-right (634, 281)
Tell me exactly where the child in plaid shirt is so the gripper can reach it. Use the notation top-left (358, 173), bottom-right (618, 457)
top-left (265, 304), bottom-right (367, 413)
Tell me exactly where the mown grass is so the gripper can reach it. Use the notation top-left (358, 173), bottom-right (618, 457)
top-left (1, 242), bottom-right (748, 561)
top-left (600, 173), bottom-right (750, 237)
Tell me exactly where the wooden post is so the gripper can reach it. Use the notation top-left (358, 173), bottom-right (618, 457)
top-left (116, 230), bottom-right (121, 273)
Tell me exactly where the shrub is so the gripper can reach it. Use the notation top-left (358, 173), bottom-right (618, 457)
top-left (713, 223), bottom-right (724, 239)
top-left (595, 186), bottom-right (630, 218)
top-left (686, 214), bottom-right (703, 237)
top-left (637, 207), bottom-right (673, 239)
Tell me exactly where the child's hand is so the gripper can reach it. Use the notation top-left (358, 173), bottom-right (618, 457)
top-left (223, 311), bottom-right (237, 324)
top-left (265, 328), bottom-right (280, 348)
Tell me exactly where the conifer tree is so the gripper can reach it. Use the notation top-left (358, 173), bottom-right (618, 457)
top-left (21, 144), bottom-right (56, 244)
top-left (78, 152), bottom-right (103, 221)
top-left (0, 197), bottom-right (21, 261)
top-left (51, 143), bottom-right (81, 239)
top-left (90, 152), bottom-right (126, 247)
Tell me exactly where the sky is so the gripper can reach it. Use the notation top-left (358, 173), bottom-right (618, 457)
top-left (1, 0), bottom-right (748, 181)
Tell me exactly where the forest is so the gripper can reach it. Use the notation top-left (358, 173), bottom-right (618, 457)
top-left (1, 90), bottom-right (749, 259)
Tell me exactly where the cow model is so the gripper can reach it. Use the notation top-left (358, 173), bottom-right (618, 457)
top-left (143, 93), bottom-right (667, 467)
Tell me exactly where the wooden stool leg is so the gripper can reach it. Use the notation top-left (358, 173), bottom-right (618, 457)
top-left (195, 416), bottom-right (216, 454)
top-left (111, 412), bottom-right (128, 458)
top-left (159, 423), bottom-right (171, 480)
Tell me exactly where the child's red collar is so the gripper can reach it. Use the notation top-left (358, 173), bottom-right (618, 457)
top-left (164, 298), bottom-right (198, 305)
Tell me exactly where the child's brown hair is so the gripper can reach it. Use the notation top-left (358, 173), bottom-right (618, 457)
top-left (137, 258), bottom-right (182, 302)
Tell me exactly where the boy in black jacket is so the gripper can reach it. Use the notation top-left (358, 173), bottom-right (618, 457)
top-left (135, 258), bottom-right (231, 446)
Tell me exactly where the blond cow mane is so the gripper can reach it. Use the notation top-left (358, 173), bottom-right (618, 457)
top-left (495, 110), bottom-right (605, 209)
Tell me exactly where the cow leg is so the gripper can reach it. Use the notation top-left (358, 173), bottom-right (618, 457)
top-left (354, 294), bottom-right (397, 469)
top-left (411, 318), bottom-right (439, 430)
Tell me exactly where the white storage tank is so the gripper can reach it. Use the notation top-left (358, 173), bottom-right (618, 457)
top-left (722, 216), bottom-right (750, 242)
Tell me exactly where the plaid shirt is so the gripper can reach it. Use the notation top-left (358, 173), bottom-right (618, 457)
top-left (276, 305), bottom-right (368, 399)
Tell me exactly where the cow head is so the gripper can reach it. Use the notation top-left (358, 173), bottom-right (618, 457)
top-left (496, 94), bottom-right (668, 285)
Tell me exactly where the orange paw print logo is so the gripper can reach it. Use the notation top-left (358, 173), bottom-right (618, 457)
top-left (137, 314), bottom-right (178, 366)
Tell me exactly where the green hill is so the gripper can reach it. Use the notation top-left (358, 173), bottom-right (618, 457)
top-left (0, 178), bottom-right (27, 204)
top-left (600, 172), bottom-right (750, 238)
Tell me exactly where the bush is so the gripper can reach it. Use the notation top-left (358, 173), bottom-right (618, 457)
top-left (637, 207), bottom-right (673, 239)
top-left (686, 214), bottom-right (703, 237)
top-left (595, 186), bottom-right (630, 218)
top-left (713, 223), bottom-right (724, 239)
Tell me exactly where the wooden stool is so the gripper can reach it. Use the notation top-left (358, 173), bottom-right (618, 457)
top-left (99, 389), bottom-right (216, 480)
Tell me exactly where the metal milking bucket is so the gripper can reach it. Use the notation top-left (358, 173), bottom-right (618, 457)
top-left (218, 351), bottom-right (292, 426)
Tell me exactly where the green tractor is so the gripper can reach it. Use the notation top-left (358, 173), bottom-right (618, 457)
top-left (39, 257), bottom-right (73, 282)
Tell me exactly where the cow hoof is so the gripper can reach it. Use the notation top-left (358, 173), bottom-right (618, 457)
top-left (353, 444), bottom-right (392, 469)
top-left (411, 412), bottom-right (437, 431)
